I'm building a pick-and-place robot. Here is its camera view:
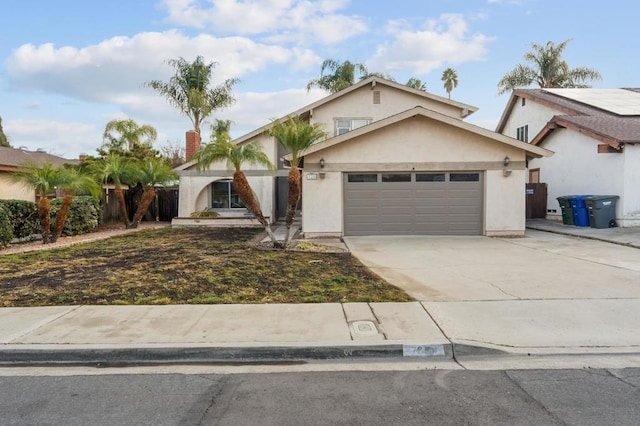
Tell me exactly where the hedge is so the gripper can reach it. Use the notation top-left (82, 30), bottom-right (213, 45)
top-left (50, 196), bottom-right (102, 236)
top-left (0, 199), bottom-right (39, 239)
top-left (0, 204), bottom-right (12, 247)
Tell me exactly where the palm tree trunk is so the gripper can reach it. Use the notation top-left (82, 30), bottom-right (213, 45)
top-left (233, 170), bottom-right (281, 248)
top-left (38, 197), bottom-right (51, 244)
top-left (51, 193), bottom-right (73, 243)
top-left (114, 184), bottom-right (131, 228)
top-left (283, 167), bottom-right (301, 247)
top-left (131, 188), bottom-right (155, 228)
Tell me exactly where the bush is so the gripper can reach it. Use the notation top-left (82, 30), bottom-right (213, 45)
top-left (0, 199), bottom-right (40, 239)
top-left (0, 204), bottom-right (12, 247)
top-left (50, 196), bottom-right (102, 236)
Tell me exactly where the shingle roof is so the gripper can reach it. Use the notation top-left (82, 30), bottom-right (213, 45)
top-left (0, 146), bottom-right (77, 170)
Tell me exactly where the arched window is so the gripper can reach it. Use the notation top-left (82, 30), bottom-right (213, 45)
top-left (211, 179), bottom-right (245, 209)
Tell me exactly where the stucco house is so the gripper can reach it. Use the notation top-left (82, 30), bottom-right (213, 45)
top-left (496, 88), bottom-right (640, 227)
top-left (176, 77), bottom-right (551, 237)
top-left (0, 146), bottom-right (77, 202)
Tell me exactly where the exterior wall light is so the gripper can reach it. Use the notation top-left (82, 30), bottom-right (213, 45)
top-left (319, 158), bottom-right (325, 169)
top-left (503, 156), bottom-right (510, 167)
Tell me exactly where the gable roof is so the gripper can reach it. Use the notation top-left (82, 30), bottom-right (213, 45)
top-left (0, 146), bottom-right (77, 172)
top-left (496, 88), bottom-right (640, 148)
top-left (289, 106), bottom-right (552, 161)
top-left (176, 76), bottom-right (478, 171)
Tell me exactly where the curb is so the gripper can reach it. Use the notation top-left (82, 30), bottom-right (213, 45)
top-left (0, 343), bottom-right (454, 366)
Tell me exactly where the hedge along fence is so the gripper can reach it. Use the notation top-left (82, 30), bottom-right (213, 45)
top-left (0, 196), bottom-right (103, 245)
top-left (0, 204), bottom-right (12, 247)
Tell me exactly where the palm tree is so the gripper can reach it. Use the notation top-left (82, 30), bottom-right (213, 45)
top-left (130, 158), bottom-right (178, 228)
top-left (145, 56), bottom-right (238, 134)
top-left (102, 119), bottom-right (157, 152)
top-left (406, 77), bottom-right (427, 91)
top-left (0, 116), bottom-right (10, 147)
top-left (10, 162), bottom-right (65, 244)
top-left (306, 59), bottom-right (369, 94)
top-left (51, 168), bottom-right (101, 242)
top-left (193, 130), bottom-right (280, 247)
top-left (497, 39), bottom-right (602, 95)
top-left (441, 68), bottom-right (458, 99)
top-left (268, 116), bottom-right (327, 247)
top-left (95, 154), bottom-right (138, 228)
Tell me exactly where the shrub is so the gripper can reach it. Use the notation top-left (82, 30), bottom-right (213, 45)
top-left (190, 210), bottom-right (220, 218)
top-left (50, 196), bottom-right (102, 236)
top-left (0, 199), bottom-right (40, 239)
top-left (0, 204), bottom-right (12, 247)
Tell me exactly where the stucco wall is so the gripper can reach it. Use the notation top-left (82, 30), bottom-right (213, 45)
top-left (622, 144), bottom-right (640, 226)
top-left (302, 116), bottom-right (527, 236)
top-left (501, 96), bottom-right (559, 141)
top-left (0, 173), bottom-right (35, 201)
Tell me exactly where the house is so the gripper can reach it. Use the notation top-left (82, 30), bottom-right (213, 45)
top-left (0, 146), bottom-right (77, 202)
top-left (496, 88), bottom-right (640, 227)
top-left (175, 77), bottom-right (551, 237)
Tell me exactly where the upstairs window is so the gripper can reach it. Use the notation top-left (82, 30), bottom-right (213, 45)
top-left (516, 125), bottom-right (529, 143)
top-left (336, 118), bottom-right (371, 136)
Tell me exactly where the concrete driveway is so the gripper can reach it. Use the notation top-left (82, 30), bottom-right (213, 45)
top-left (344, 230), bottom-right (640, 354)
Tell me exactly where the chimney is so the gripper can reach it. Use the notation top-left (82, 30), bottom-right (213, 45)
top-left (185, 130), bottom-right (201, 162)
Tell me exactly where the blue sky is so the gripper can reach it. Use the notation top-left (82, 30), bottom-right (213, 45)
top-left (1, 0), bottom-right (637, 159)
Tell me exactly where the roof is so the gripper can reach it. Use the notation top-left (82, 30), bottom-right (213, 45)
top-left (177, 76), bottom-right (479, 171)
top-left (288, 106), bottom-right (552, 161)
top-left (496, 88), bottom-right (640, 147)
top-left (0, 146), bottom-right (77, 172)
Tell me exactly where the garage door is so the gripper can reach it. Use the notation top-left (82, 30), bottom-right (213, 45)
top-left (344, 172), bottom-right (483, 236)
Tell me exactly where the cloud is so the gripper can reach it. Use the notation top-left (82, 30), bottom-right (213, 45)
top-left (4, 119), bottom-right (100, 158)
top-left (367, 14), bottom-right (494, 75)
top-left (161, 0), bottom-right (367, 44)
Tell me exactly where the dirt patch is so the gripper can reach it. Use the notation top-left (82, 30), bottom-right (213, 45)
top-left (0, 227), bottom-right (412, 306)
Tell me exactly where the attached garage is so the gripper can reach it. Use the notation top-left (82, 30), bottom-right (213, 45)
top-left (344, 171), bottom-right (483, 236)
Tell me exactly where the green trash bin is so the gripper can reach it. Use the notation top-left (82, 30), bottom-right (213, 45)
top-left (584, 195), bottom-right (619, 228)
top-left (556, 195), bottom-right (575, 225)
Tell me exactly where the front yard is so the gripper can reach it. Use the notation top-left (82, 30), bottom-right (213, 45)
top-left (0, 227), bottom-right (412, 306)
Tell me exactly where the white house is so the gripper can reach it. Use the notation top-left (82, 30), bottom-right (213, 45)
top-left (496, 88), bottom-right (640, 227)
top-left (175, 77), bottom-right (551, 237)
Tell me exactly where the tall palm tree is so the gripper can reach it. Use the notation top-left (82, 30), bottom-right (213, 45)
top-left (406, 77), bottom-right (427, 91)
top-left (10, 162), bottom-right (65, 244)
top-left (306, 59), bottom-right (369, 94)
top-left (497, 39), bottom-right (602, 95)
top-left (268, 116), bottom-right (327, 247)
top-left (193, 135), bottom-right (279, 247)
top-left (145, 56), bottom-right (238, 134)
top-left (95, 154), bottom-right (138, 228)
top-left (51, 168), bottom-right (101, 242)
top-left (441, 68), bottom-right (458, 99)
top-left (102, 119), bottom-right (157, 152)
top-left (130, 158), bottom-right (178, 228)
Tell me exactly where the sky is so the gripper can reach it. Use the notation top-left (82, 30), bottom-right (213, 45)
top-left (0, 0), bottom-right (638, 159)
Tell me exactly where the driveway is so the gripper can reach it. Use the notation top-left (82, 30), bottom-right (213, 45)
top-left (345, 230), bottom-right (640, 354)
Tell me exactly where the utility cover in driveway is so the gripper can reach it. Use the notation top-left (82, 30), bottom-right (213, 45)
top-left (344, 172), bottom-right (483, 236)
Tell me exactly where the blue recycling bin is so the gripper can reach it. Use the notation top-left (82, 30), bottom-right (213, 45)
top-left (569, 196), bottom-right (590, 227)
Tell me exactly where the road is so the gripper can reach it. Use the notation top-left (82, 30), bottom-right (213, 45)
top-left (1, 365), bottom-right (639, 425)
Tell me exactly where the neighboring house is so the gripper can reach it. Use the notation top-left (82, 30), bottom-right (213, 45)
top-left (496, 88), bottom-right (640, 227)
top-left (176, 76), bottom-right (551, 237)
top-left (0, 146), bottom-right (77, 202)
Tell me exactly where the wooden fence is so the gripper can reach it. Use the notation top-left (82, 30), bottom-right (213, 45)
top-left (102, 188), bottom-right (178, 223)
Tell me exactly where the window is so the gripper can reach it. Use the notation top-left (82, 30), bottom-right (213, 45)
top-left (382, 173), bottom-right (411, 182)
top-left (211, 179), bottom-right (245, 209)
top-left (373, 91), bottom-right (381, 104)
top-left (516, 125), bottom-right (528, 143)
top-left (336, 118), bottom-right (371, 135)
top-left (450, 173), bottom-right (480, 182)
top-left (348, 174), bottom-right (378, 183)
top-left (416, 173), bottom-right (445, 182)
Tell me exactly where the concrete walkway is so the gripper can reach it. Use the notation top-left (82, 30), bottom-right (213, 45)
top-left (1, 220), bottom-right (640, 366)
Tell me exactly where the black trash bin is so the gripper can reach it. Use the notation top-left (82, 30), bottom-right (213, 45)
top-left (556, 195), bottom-right (575, 225)
top-left (583, 195), bottom-right (619, 228)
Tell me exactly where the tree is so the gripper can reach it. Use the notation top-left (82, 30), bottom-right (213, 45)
top-left (145, 56), bottom-right (238, 134)
top-left (10, 162), bottom-right (65, 243)
top-left (497, 39), bottom-right (602, 95)
top-left (51, 168), bottom-right (101, 242)
top-left (0, 116), bottom-right (10, 147)
top-left (94, 154), bottom-right (138, 228)
top-left (441, 68), bottom-right (458, 99)
top-left (406, 78), bottom-right (427, 91)
top-left (306, 59), bottom-right (369, 94)
top-left (101, 119), bottom-right (157, 154)
top-left (268, 117), bottom-right (327, 247)
top-left (193, 125), bottom-right (280, 247)
top-left (130, 158), bottom-right (178, 228)
top-left (159, 140), bottom-right (186, 168)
